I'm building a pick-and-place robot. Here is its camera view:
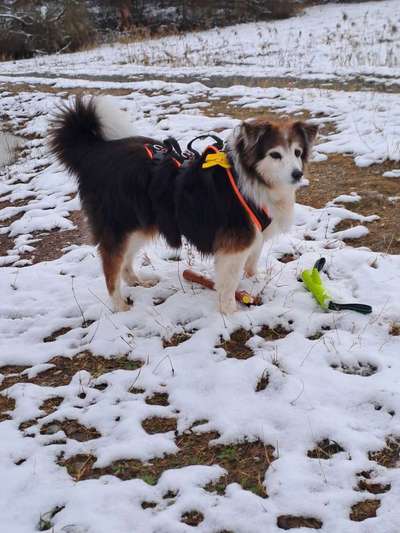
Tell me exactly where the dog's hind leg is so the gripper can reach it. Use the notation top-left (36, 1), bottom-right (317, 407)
top-left (122, 230), bottom-right (159, 287)
top-left (99, 239), bottom-right (130, 312)
top-left (214, 249), bottom-right (249, 315)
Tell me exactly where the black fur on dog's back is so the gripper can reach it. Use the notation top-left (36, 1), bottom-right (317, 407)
top-left (49, 96), bottom-right (256, 255)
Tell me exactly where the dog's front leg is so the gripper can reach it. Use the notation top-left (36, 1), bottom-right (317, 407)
top-left (244, 232), bottom-right (263, 278)
top-left (214, 249), bottom-right (249, 314)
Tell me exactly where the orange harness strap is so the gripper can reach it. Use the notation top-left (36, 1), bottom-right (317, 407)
top-left (144, 144), bottom-right (181, 168)
top-left (206, 145), bottom-right (263, 232)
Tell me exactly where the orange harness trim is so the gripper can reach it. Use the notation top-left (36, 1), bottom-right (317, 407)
top-left (206, 145), bottom-right (265, 232)
top-left (144, 144), bottom-right (182, 168)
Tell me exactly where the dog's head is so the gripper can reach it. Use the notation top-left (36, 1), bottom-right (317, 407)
top-left (234, 118), bottom-right (318, 190)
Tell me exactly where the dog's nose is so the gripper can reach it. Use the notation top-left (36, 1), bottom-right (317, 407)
top-left (292, 169), bottom-right (303, 181)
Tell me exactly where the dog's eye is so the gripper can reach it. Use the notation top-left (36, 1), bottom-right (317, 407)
top-left (269, 152), bottom-right (282, 160)
top-left (295, 149), bottom-right (302, 158)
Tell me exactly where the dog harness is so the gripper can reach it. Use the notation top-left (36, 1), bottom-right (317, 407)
top-left (143, 135), bottom-right (271, 232)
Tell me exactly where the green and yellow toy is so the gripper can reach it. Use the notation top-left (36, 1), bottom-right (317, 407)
top-left (301, 258), bottom-right (372, 315)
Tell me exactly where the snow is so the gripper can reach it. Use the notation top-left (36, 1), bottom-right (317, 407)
top-left (1, 1), bottom-right (399, 85)
top-left (1, 1), bottom-right (400, 532)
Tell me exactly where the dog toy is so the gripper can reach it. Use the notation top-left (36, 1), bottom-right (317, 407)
top-left (182, 269), bottom-right (262, 306)
top-left (301, 258), bottom-right (372, 314)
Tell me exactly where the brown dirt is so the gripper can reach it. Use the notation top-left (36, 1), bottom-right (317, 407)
top-left (277, 515), bottom-right (323, 530)
top-left (350, 499), bottom-right (381, 522)
top-left (142, 416), bottom-right (178, 434)
top-left (303, 155), bottom-right (400, 254)
top-left (369, 437), bottom-right (400, 468)
top-left (145, 392), bottom-right (170, 406)
top-left (59, 431), bottom-right (275, 497)
top-left (389, 323), bottom-right (400, 336)
top-left (356, 478), bottom-right (391, 495)
top-left (0, 352), bottom-right (142, 392)
top-left (307, 439), bottom-right (345, 460)
top-left (162, 332), bottom-right (192, 348)
top-left (255, 370), bottom-right (269, 392)
top-left (0, 394), bottom-right (16, 422)
top-left (257, 325), bottom-right (291, 341)
top-left (217, 328), bottom-right (253, 359)
top-left (41, 419), bottom-right (101, 441)
top-left (181, 511), bottom-right (204, 526)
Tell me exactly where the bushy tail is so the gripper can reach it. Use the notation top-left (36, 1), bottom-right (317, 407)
top-left (49, 95), bottom-right (135, 176)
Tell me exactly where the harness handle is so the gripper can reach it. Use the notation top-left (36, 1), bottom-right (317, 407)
top-left (163, 137), bottom-right (183, 158)
top-left (186, 134), bottom-right (224, 158)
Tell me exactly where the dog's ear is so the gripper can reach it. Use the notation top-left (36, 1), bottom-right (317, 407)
top-left (293, 121), bottom-right (318, 161)
top-left (240, 120), bottom-right (271, 149)
top-left (293, 121), bottom-right (318, 144)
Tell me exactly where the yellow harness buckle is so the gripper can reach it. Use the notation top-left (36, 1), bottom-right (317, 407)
top-left (202, 152), bottom-right (231, 169)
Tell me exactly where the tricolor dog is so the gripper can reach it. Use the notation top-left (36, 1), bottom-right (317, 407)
top-left (50, 97), bottom-right (317, 314)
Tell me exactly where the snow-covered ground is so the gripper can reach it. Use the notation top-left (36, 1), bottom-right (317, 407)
top-left (1, 2), bottom-right (400, 532)
top-left (1, 0), bottom-right (399, 84)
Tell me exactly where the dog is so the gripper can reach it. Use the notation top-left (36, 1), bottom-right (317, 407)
top-left (50, 96), bottom-right (317, 314)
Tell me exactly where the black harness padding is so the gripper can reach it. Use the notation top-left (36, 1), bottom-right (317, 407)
top-left (145, 135), bottom-right (272, 232)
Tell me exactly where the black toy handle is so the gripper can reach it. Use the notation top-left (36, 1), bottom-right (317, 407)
top-left (328, 302), bottom-right (372, 315)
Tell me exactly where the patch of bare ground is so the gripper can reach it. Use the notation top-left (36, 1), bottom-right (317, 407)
top-left (39, 396), bottom-right (64, 415)
top-left (162, 332), bottom-right (191, 348)
top-left (356, 471), bottom-right (391, 495)
top-left (41, 419), bottom-right (101, 441)
top-left (307, 439), bottom-right (345, 460)
top-left (350, 499), bottom-right (381, 522)
top-left (277, 515), bottom-right (322, 530)
top-left (59, 430), bottom-right (275, 497)
top-left (303, 154), bottom-right (400, 254)
top-left (0, 351), bottom-right (142, 391)
top-left (29, 210), bottom-right (89, 264)
top-left (142, 416), bottom-right (177, 434)
top-left (145, 392), bottom-right (169, 406)
top-left (0, 208), bottom-right (90, 265)
top-left (277, 253), bottom-right (300, 263)
top-left (0, 81), bottom-right (132, 97)
top-left (255, 370), bottom-right (269, 391)
top-left (0, 394), bottom-right (16, 421)
top-left (217, 328), bottom-right (253, 359)
top-left (369, 436), bottom-right (400, 468)
top-left (181, 511), bottom-right (204, 526)
top-left (207, 99), bottom-right (312, 125)
top-left (257, 325), bottom-right (291, 341)
top-left (389, 323), bottom-right (400, 336)
top-left (330, 361), bottom-right (377, 377)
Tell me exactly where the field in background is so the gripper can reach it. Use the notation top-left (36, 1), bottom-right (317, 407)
top-left (1, 2), bottom-right (400, 532)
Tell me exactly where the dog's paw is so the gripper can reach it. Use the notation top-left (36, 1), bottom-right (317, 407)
top-left (219, 298), bottom-right (237, 315)
top-left (139, 275), bottom-right (160, 288)
top-left (112, 296), bottom-right (131, 312)
top-left (244, 268), bottom-right (257, 278)
top-left (123, 269), bottom-right (140, 286)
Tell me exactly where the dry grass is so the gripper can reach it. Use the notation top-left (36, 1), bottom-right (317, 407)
top-left (41, 419), bottom-right (101, 442)
top-left (369, 437), bottom-right (400, 468)
top-left (145, 392), bottom-right (170, 406)
top-left (217, 328), bottom-right (253, 359)
top-left (0, 394), bottom-right (15, 422)
top-left (307, 439), bottom-right (345, 460)
top-left (350, 499), bottom-right (381, 521)
top-left (59, 430), bottom-right (275, 497)
top-left (181, 510), bottom-right (204, 526)
top-left (389, 323), bottom-right (400, 336)
top-left (0, 351), bottom-right (142, 392)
